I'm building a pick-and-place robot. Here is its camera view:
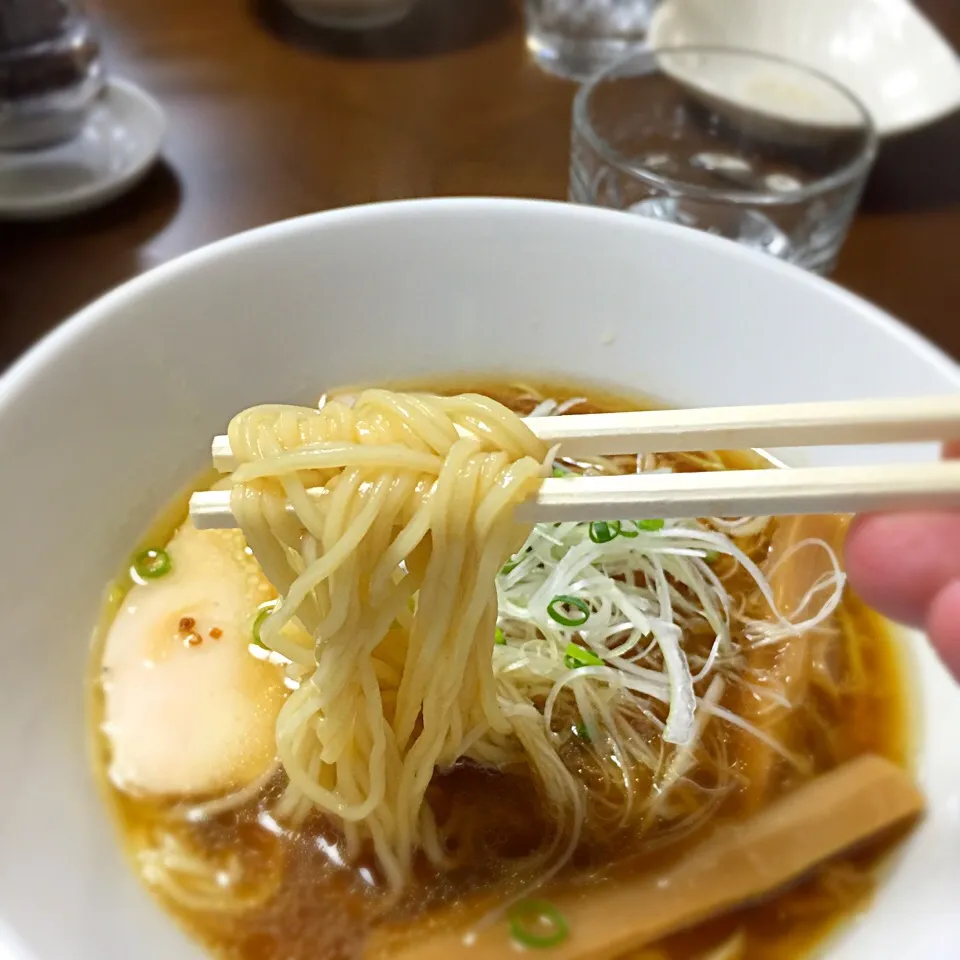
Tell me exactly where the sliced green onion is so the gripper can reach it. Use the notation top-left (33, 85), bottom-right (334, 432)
top-left (133, 547), bottom-right (172, 580)
top-left (563, 642), bottom-right (604, 670)
top-left (589, 520), bottom-right (621, 543)
top-left (618, 523), bottom-right (638, 538)
top-left (547, 596), bottom-right (591, 627)
top-left (508, 899), bottom-right (569, 950)
top-left (500, 547), bottom-right (530, 576)
top-left (552, 465), bottom-right (569, 478)
top-left (573, 721), bottom-right (591, 742)
top-left (494, 626), bottom-right (506, 645)
top-left (635, 518), bottom-right (665, 531)
top-left (703, 550), bottom-right (720, 563)
top-left (252, 600), bottom-right (279, 648)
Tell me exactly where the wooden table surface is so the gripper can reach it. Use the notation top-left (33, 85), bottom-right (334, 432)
top-left (1, 0), bottom-right (958, 371)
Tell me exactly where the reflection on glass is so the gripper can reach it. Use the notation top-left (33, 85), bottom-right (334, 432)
top-left (0, 0), bottom-right (104, 151)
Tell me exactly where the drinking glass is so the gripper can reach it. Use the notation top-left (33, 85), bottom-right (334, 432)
top-left (569, 47), bottom-right (878, 275)
top-left (0, 0), bottom-right (104, 151)
top-left (524, 0), bottom-right (659, 81)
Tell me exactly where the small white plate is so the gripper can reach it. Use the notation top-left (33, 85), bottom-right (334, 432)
top-left (649, 0), bottom-right (960, 138)
top-left (0, 79), bottom-right (166, 221)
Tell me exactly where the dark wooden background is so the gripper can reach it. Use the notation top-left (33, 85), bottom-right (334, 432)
top-left (1, 0), bottom-right (958, 371)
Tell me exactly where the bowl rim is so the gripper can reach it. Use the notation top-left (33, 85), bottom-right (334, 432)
top-left (2, 198), bottom-right (956, 409)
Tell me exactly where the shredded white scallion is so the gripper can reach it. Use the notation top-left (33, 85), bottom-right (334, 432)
top-left (491, 404), bottom-right (845, 760)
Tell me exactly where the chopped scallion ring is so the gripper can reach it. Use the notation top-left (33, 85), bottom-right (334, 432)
top-left (563, 642), bottom-right (604, 669)
top-left (507, 899), bottom-right (569, 949)
top-left (573, 721), bottom-right (591, 742)
top-left (547, 596), bottom-right (591, 627)
top-left (635, 518), bottom-right (665, 531)
top-left (132, 547), bottom-right (172, 580)
top-left (589, 520), bottom-right (621, 543)
top-left (494, 626), bottom-right (506, 645)
top-left (500, 547), bottom-right (530, 576)
top-left (252, 600), bottom-right (279, 648)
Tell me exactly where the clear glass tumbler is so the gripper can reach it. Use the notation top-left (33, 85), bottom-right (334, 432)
top-left (525, 0), bottom-right (658, 81)
top-left (0, 0), bottom-right (104, 151)
top-left (569, 47), bottom-right (878, 275)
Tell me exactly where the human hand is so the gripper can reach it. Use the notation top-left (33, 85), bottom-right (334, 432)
top-left (846, 445), bottom-right (960, 681)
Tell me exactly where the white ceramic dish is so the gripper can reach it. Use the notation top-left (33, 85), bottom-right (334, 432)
top-left (649, 0), bottom-right (960, 137)
top-left (0, 79), bottom-right (166, 222)
top-left (0, 199), bottom-right (958, 960)
top-left (652, 47), bottom-right (869, 133)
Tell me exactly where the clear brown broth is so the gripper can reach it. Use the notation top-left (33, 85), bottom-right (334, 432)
top-left (88, 379), bottom-right (913, 960)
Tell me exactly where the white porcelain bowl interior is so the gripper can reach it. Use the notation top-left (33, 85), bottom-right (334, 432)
top-left (0, 199), bottom-right (958, 960)
top-left (649, 0), bottom-right (960, 137)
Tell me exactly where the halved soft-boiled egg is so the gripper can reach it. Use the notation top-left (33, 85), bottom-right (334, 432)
top-left (101, 520), bottom-right (288, 798)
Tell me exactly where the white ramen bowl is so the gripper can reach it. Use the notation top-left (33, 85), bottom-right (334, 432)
top-left (0, 199), bottom-right (958, 960)
top-left (649, 0), bottom-right (960, 138)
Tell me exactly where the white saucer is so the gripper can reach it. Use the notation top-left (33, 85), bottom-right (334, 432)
top-left (0, 79), bottom-right (166, 221)
top-left (649, 0), bottom-right (960, 138)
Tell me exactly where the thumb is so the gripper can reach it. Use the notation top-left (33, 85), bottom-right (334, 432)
top-left (845, 512), bottom-right (960, 627)
top-left (845, 436), bottom-right (960, 681)
top-left (925, 580), bottom-right (960, 680)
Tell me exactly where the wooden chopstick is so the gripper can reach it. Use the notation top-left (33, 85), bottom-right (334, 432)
top-left (514, 462), bottom-right (960, 523)
top-left (191, 396), bottom-right (960, 530)
top-left (209, 396), bottom-right (960, 471)
top-left (190, 461), bottom-right (960, 530)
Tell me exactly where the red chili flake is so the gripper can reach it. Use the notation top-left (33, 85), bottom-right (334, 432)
top-left (209, 627), bottom-right (223, 640)
top-left (179, 616), bottom-right (196, 632)
top-left (186, 633), bottom-right (203, 647)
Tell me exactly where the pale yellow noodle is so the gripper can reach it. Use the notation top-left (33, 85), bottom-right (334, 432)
top-left (227, 390), bottom-right (547, 890)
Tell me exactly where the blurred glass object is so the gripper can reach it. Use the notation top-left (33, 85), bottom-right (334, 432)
top-left (525, 0), bottom-right (658, 80)
top-left (569, 47), bottom-right (878, 275)
top-left (280, 0), bottom-right (422, 30)
top-left (0, 0), bottom-right (104, 152)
